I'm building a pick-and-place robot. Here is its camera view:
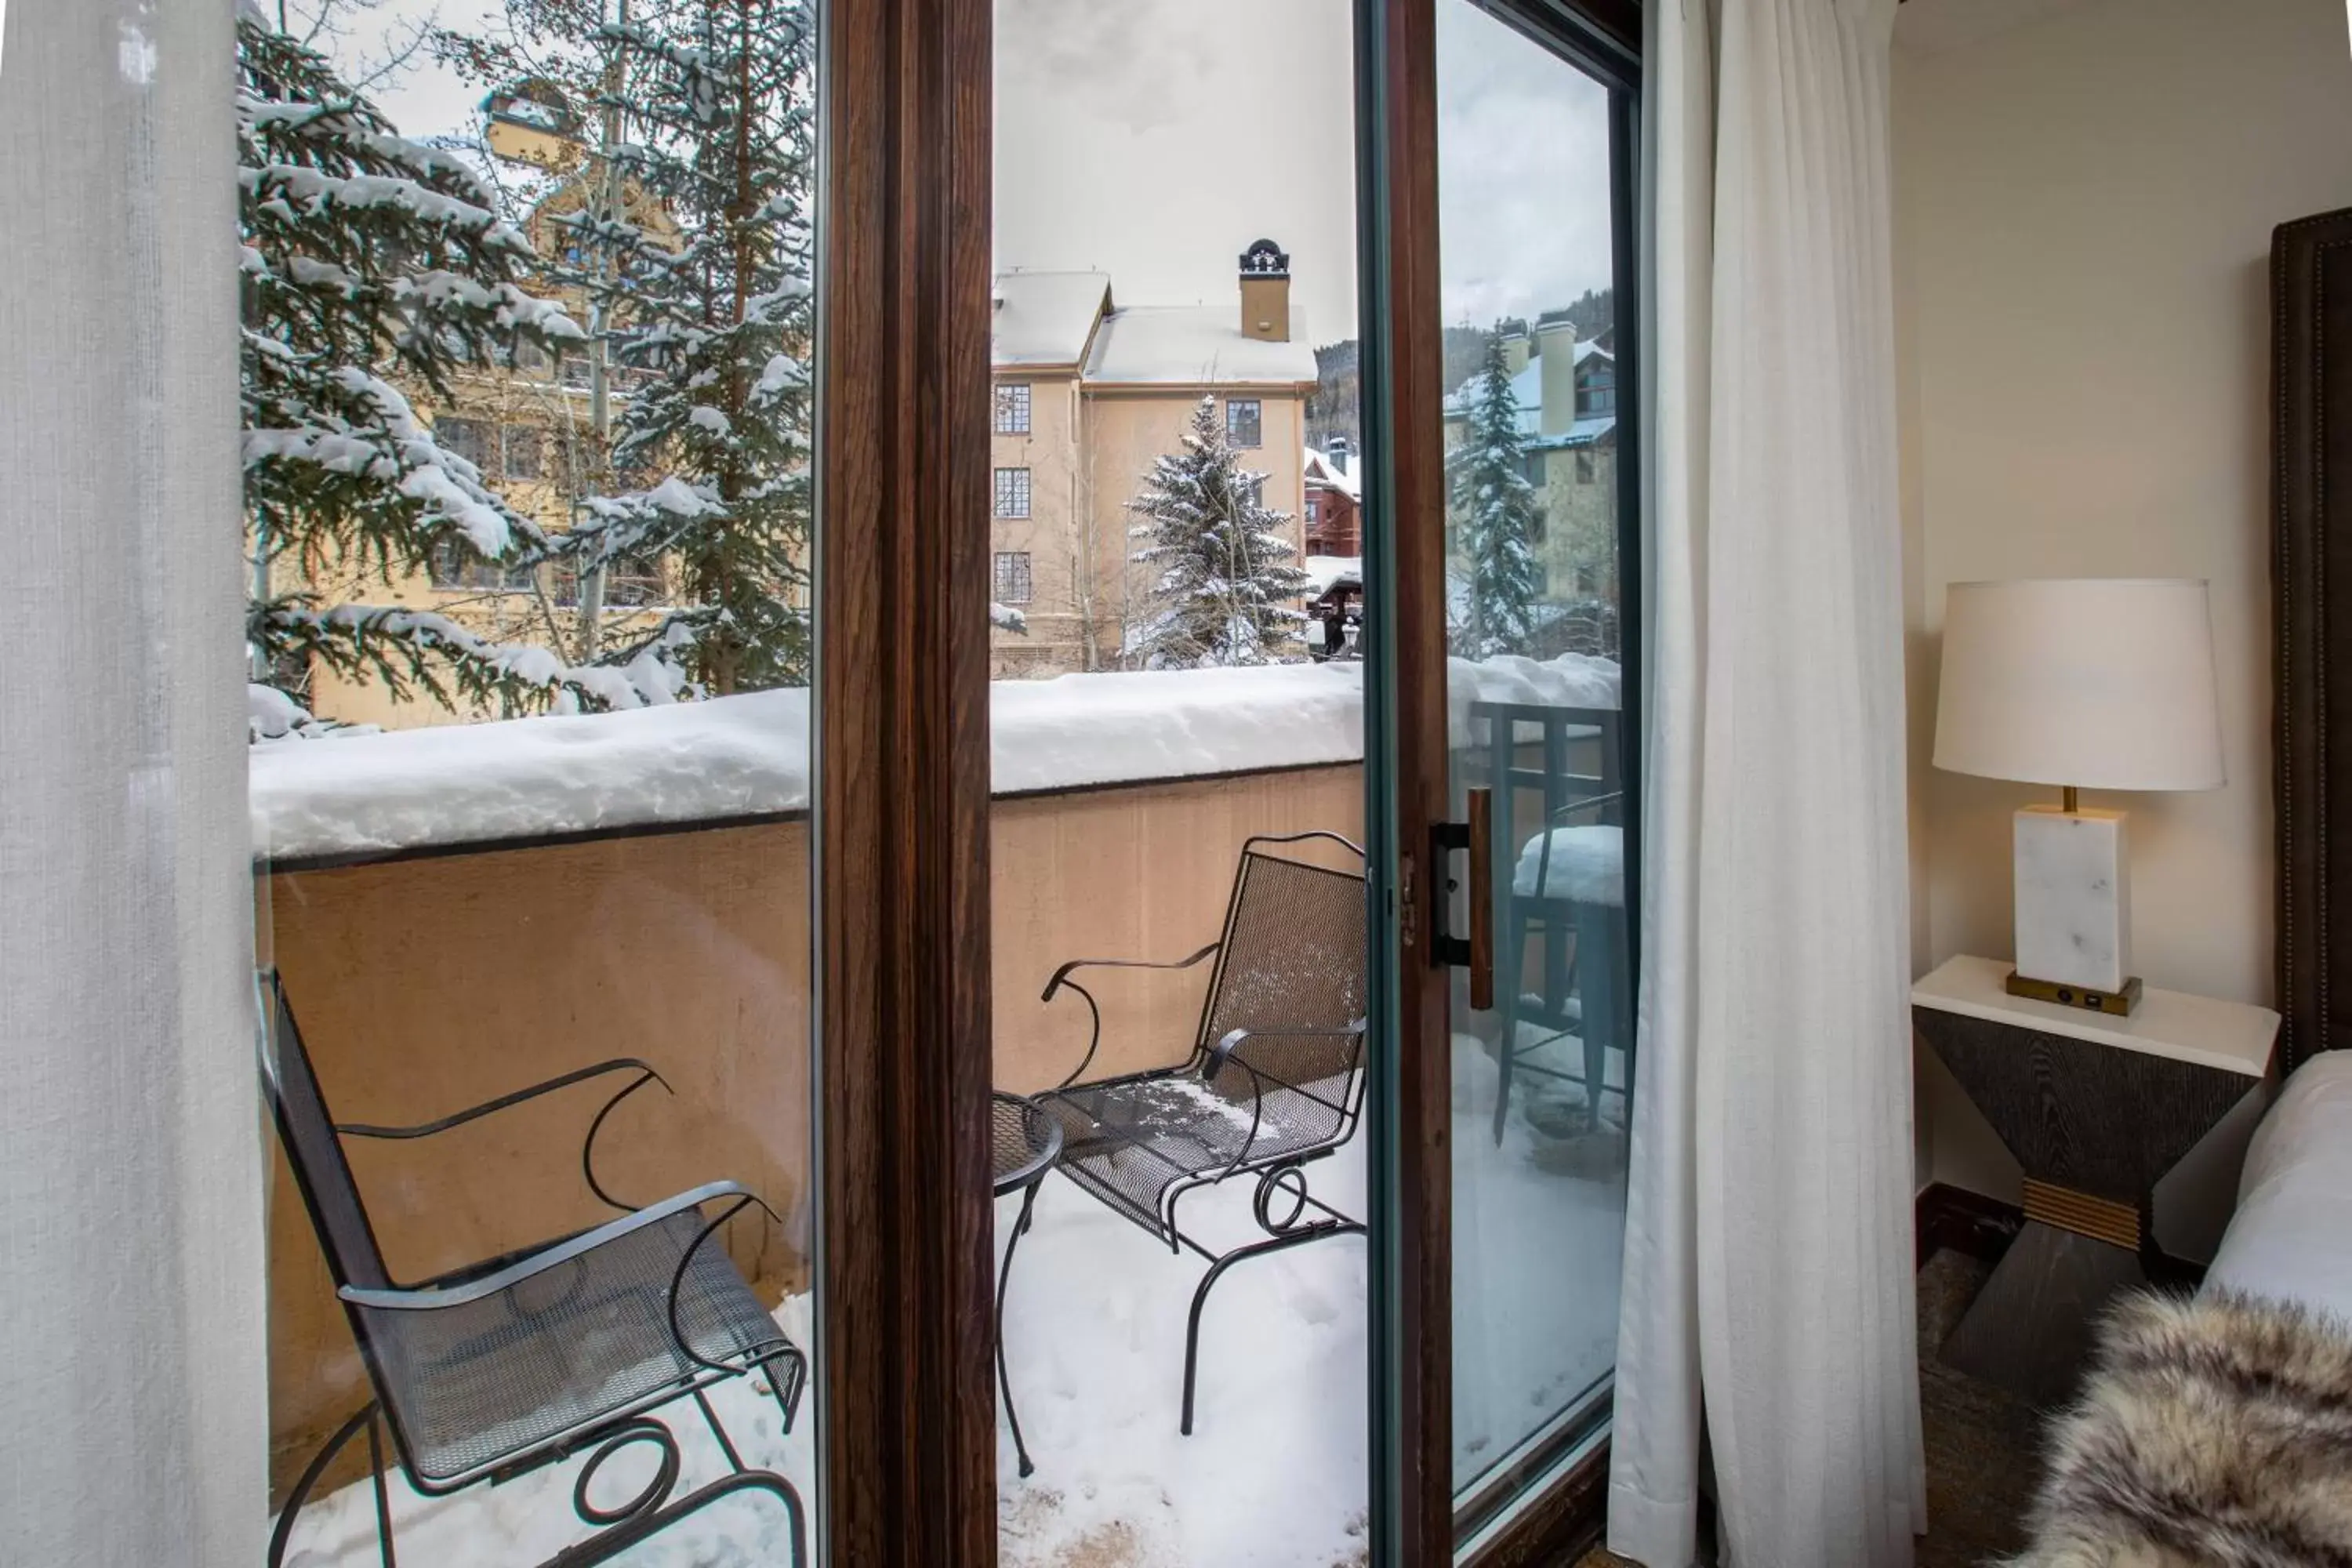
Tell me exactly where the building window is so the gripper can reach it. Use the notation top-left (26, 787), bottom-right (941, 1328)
top-left (1225, 398), bottom-right (1262, 448)
top-left (604, 553), bottom-right (666, 608)
top-left (993, 383), bottom-right (1032, 435)
top-left (994, 466), bottom-right (1031, 518)
top-left (1575, 450), bottom-right (1596, 484)
top-left (993, 551), bottom-right (1033, 606)
top-left (426, 539), bottom-right (532, 593)
top-left (553, 553), bottom-right (666, 608)
top-left (435, 416), bottom-right (492, 470)
top-left (503, 425), bottom-right (544, 481)
top-left (1576, 363), bottom-right (1617, 418)
top-left (1523, 452), bottom-right (1547, 485)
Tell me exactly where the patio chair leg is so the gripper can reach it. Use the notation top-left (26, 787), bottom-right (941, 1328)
top-left (268, 1402), bottom-right (394, 1568)
top-left (1180, 1221), bottom-right (1367, 1436)
top-left (365, 1407), bottom-right (395, 1568)
top-left (998, 1181), bottom-right (1041, 1477)
top-left (542, 1470), bottom-right (808, 1568)
top-left (1494, 904), bottom-right (1528, 1146)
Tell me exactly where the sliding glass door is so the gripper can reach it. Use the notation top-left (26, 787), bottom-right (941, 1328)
top-left (1440, 7), bottom-right (1638, 1548)
top-left (1358, 0), bottom-right (1642, 1556)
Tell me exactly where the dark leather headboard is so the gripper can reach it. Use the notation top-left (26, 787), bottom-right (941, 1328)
top-left (2274, 206), bottom-right (2352, 1075)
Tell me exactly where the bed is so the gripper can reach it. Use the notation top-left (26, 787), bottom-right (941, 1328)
top-left (2205, 199), bottom-right (2352, 1323)
top-left (2201, 1053), bottom-right (2352, 1311)
top-left (2005, 205), bottom-right (2352, 1568)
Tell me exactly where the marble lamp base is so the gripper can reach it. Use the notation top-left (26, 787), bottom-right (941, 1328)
top-left (2013, 804), bottom-right (2135, 1001)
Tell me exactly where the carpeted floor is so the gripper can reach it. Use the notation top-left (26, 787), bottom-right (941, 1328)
top-left (1573, 1248), bottom-right (2046, 1567)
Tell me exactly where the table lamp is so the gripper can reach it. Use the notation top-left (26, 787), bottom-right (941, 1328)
top-left (1933, 579), bottom-right (2225, 1014)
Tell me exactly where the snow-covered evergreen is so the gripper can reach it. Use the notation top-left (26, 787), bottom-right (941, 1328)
top-left (1126, 397), bottom-right (1310, 669)
top-left (1447, 327), bottom-right (1546, 657)
top-left (532, 0), bottom-right (818, 697)
top-left (238, 13), bottom-right (586, 720)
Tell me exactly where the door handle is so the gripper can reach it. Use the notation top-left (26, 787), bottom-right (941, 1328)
top-left (1432, 787), bottom-right (1496, 1011)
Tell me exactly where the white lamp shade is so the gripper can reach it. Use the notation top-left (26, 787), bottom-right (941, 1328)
top-left (1934, 578), bottom-right (2226, 792)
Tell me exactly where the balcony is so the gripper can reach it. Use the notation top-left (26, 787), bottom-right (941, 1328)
top-left (255, 655), bottom-right (1621, 1566)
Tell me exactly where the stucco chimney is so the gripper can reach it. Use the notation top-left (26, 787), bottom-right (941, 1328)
top-left (1535, 309), bottom-right (1579, 437)
top-left (1501, 326), bottom-right (1532, 378)
top-left (1327, 435), bottom-right (1352, 476)
top-left (1239, 238), bottom-right (1291, 343)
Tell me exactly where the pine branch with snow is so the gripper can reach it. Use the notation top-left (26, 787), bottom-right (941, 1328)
top-left (1446, 326), bottom-right (1546, 659)
top-left (239, 13), bottom-right (584, 723)
top-left (1125, 397), bottom-right (1310, 670)
top-left (532, 0), bottom-right (820, 698)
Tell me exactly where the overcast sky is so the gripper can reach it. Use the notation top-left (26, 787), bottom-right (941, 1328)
top-left (340, 0), bottom-right (1617, 348)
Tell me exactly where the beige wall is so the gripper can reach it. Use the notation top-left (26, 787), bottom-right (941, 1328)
top-left (1084, 387), bottom-right (1312, 661)
top-left (989, 379), bottom-right (1314, 676)
top-left (990, 369), bottom-right (1093, 675)
top-left (262, 763), bottom-right (1363, 1495)
top-left (1536, 437), bottom-right (1617, 597)
top-left (1895, 0), bottom-right (2352, 1254)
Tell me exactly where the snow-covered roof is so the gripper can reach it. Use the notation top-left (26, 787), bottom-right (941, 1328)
top-left (992, 270), bottom-right (1112, 368)
top-left (1528, 415), bottom-right (1618, 452)
top-left (1441, 339), bottom-right (1612, 423)
top-left (1083, 305), bottom-right (1319, 387)
top-left (1303, 448), bottom-right (1360, 501)
top-left (249, 655), bottom-right (1620, 862)
top-left (1301, 555), bottom-right (1363, 600)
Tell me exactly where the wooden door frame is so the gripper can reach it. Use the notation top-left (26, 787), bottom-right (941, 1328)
top-left (1356, 0), bottom-right (1452, 1560)
top-left (817, 0), bottom-right (998, 1561)
top-left (815, 0), bottom-right (1640, 1557)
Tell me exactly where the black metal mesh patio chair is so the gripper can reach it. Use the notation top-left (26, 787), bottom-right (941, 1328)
top-left (258, 971), bottom-right (808, 1568)
top-left (1036, 831), bottom-right (1368, 1435)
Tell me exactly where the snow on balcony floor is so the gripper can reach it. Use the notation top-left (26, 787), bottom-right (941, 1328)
top-left (274, 1032), bottom-right (1625, 1568)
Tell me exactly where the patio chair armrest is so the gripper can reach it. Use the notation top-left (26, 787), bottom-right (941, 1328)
top-left (1200, 1022), bottom-right (1368, 1082)
top-left (338, 1180), bottom-right (750, 1312)
top-left (1548, 789), bottom-right (1624, 823)
top-left (336, 1058), bottom-right (671, 1214)
top-left (1040, 943), bottom-right (1221, 1090)
top-left (335, 1058), bottom-right (668, 1141)
top-left (1196, 1022), bottom-right (1367, 1183)
top-left (1039, 943), bottom-right (1221, 1003)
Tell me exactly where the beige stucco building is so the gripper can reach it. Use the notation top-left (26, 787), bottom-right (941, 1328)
top-left (289, 176), bottom-right (690, 732)
top-left (1441, 311), bottom-right (1620, 607)
top-left (988, 241), bottom-right (1321, 677)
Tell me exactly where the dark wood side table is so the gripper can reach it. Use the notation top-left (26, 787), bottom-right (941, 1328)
top-left (1911, 955), bottom-right (2277, 1406)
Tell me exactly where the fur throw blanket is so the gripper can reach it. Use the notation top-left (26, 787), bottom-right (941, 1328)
top-left (2005, 1290), bottom-right (2352, 1567)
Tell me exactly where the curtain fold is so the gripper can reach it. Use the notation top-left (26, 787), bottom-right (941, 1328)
top-left (1610, 1), bottom-right (1923, 1563)
top-left (0, 2), bottom-right (263, 1563)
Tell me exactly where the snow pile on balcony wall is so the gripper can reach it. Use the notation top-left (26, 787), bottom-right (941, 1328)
top-left (251, 654), bottom-right (1619, 861)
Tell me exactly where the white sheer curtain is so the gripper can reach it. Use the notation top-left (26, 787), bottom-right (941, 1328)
top-left (0, 2), bottom-right (264, 1563)
top-left (1610, 1), bottom-right (1924, 1564)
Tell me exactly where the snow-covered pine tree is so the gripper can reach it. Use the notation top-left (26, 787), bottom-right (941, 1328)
top-left (238, 13), bottom-right (587, 721)
top-left (1447, 326), bottom-right (1545, 657)
top-left (1126, 396), bottom-right (1311, 669)
top-left (533, 0), bottom-right (818, 696)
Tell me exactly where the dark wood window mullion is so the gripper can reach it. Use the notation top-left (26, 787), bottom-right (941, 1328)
top-left (818, 0), bottom-right (997, 1563)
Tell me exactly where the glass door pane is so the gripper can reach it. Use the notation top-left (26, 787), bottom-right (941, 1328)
top-left (1432, 1), bottom-right (1635, 1546)
top-left (246, 2), bottom-right (826, 1559)
top-left (987, 4), bottom-right (1374, 1561)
